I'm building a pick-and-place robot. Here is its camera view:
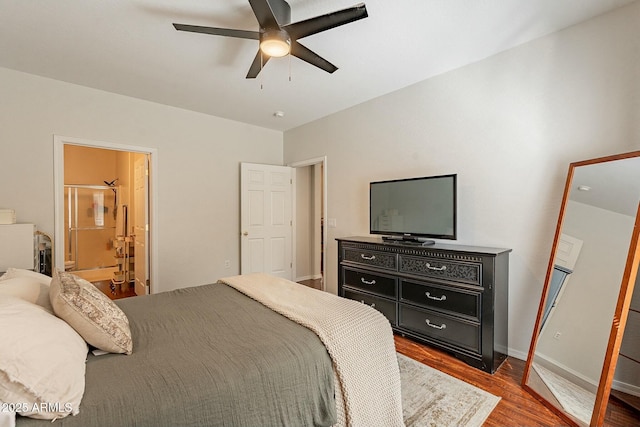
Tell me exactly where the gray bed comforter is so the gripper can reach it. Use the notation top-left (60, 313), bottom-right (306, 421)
top-left (17, 283), bottom-right (336, 427)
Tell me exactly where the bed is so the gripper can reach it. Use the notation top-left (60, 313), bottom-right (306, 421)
top-left (0, 270), bottom-right (404, 427)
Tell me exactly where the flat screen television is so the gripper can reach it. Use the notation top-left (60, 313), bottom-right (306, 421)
top-left (369, 174), bottom-right (457, 244)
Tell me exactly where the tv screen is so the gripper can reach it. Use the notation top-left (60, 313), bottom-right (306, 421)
top-left (369, 174), bottom-right (457, 241)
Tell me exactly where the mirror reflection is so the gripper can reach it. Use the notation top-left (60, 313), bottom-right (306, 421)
top-left (524, 152), bottom-right (640, 427)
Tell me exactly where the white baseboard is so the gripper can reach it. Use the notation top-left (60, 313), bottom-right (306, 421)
top-left (507, 347), bottom-right (528, 362)
top-left (612, 379), bottom-right (640, 397)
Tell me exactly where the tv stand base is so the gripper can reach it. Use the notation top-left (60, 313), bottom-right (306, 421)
top-left (381, 235), bottom-right (435, 246)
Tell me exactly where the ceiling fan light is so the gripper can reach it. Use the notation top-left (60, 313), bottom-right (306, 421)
top-left (260, 38), bottom-right (290, 57)
top-left (260, 31), bottom-right (291, 57)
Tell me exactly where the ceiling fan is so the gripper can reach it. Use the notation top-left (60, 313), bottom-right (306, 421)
top-left (173, 0), bottom-right (368, 78)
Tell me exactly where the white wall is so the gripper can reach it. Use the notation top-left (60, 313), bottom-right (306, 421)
top-left (0, 67), bottom-right (283, 292)
top-left (295, 164), bottom-right (322, 282)
top-left (313, 164), bottom-right (322, 278)
top-left (295, 165), bottom-right (313, 280)
top-left (283, 2), bottom-right (640, 359)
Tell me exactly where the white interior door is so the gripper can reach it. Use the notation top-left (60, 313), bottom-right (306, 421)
top-left (133, 155), bottom-right (149, 295)
top-left (241, 163), bottom-right (293, 279)
top-left (540, 233), bottom-right (584, 331)
top-left (555, 233), bottom-right (583, 270)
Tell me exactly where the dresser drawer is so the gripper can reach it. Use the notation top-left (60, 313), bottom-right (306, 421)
top-left (400, 279), bottom-right (480, 321)
top-left (343, 247), bottom-right (397, 271)
top-left (399, 305), bottom-right (481, 354)
top-left (399, 255), bottom-right (481, 286)
top-left (342, 267), bottom-right (397, 298)
top-left (344, 289), bottom-right (397, 326)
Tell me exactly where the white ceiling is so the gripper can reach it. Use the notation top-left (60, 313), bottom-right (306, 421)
top-left (0, 0), bottom-right (636, 131)
top-left (570, 155), bottom-right (640, 218)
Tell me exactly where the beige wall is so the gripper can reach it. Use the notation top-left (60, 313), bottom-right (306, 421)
top-left (0, 68), bottom-right (283, 292)
top-left (283, 2), bottom-right (640, 358)
top-left (65, 145), bottom-right (118, 185)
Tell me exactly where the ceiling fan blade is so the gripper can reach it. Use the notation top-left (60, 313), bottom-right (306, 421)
top-left (284, 3), bottom-right (367, 40)
top-left (173, 23), bottom-right (259, 40)
top-left (248, 0), bottom-right (282, 29)
top-left (246, 50), bottom-right (270, 79)
top-left (290, 41), bottom-right (337, 74)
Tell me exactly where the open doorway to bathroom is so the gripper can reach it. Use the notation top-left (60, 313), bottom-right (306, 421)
top-left (53, 137), bottom-right (155, 300)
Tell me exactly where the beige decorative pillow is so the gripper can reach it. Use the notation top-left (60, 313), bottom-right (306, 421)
top-left (0, 295), bottom-right (87, 420)
top-left (50, 269), bottom-right (133, 355)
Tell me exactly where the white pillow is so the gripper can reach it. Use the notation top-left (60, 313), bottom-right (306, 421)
top-left (0, 295), bottom-right (87, 420)
top-left (0, 268), bottom-right (52, 286)
top-left (0, 404), bottom-right (15, 427)
top-left (0, 277), bottom-right (53, 313)
top-left (50, 269), bottom-right (133, 355)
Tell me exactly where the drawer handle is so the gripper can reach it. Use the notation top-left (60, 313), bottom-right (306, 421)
top-left (359, 300), bottom-right (376, 309)
top-left (425, 319), bottom-right (447, 330)
top-left (361, 278), bottom-right (376, 285)
top-left (361, 254), bottom-right (376, 261)
top-left (425, 292), bottom-right (447, 301)
top-left (425, 262), bottom-right (447, 271)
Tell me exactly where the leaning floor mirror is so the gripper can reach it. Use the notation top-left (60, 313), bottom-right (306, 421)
top-left (522, 151), bottom-right (640, 426)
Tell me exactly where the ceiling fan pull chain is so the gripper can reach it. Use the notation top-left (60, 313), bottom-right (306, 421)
top-left (260, 51), bottom-right (264, 90)
top-left (289, 53), bottom-right (292, 82)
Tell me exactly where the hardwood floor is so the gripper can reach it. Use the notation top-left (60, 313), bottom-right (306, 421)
top-left (395, 335), bottom-right (639, 426)
top-left (92, 279), bottom-right (137, 300)
top-left (298, 278), bottom-right (323, 290)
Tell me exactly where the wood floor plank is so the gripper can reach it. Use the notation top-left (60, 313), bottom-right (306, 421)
top-left (394, 335), bottom-right (639, 426)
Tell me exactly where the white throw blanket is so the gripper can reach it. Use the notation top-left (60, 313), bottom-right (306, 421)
top-left (218, 273), bottom-right (405, 427)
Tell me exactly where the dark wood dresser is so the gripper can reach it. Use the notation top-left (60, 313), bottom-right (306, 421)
top-left (337, 236), bottom-right (511, 374)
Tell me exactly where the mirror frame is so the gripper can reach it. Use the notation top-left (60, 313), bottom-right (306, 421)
top-left (522, 150), bottom-right (640, 427)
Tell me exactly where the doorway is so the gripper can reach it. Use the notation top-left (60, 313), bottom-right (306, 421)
top-left (291, 157), bottom-right (327, 292)
top-left (53, 136), bottom-right (157, 297)
top-left (238, 158), bottom-right (327, 291)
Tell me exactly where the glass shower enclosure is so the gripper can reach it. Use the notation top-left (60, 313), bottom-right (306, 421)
top-left (64, 184), bottom-right (119, 276)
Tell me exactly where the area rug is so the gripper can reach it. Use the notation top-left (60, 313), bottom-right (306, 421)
top-left (398, 353), bottom-right (501, 427)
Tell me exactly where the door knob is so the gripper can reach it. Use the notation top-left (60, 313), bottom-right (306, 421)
top-left (242, 231), bottom-right (248, 236)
